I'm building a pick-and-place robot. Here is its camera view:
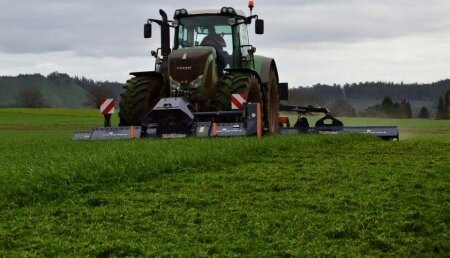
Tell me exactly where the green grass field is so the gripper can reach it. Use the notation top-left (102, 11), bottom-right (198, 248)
top-left (0, 109), bottom-right (449, 256)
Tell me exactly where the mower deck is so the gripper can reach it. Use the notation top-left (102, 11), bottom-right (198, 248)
top-left (73, 97), bottom-right (399, 141)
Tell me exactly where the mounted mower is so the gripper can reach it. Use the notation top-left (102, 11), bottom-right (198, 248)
top-left (73, 4), bottom-right (398, 141)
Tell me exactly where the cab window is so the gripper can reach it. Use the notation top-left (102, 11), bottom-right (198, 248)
top-left (238, 24), bottom-right (250, 57)
top-left (177, 15), bottom-right (233, 57)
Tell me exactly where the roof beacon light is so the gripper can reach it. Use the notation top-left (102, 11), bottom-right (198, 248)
top-left (249, 0), bottom-right (255, 15)
top-left (248, 0), bottom-right (255, 9)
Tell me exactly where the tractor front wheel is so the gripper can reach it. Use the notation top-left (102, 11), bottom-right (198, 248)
top-left (119, 76), bottom-right (163, 126)
top-left (216, 74), bottom-right (262, 110)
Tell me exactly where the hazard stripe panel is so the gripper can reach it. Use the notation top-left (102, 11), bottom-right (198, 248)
top-left (100, 98), bottom-right (115, 114)
top-left (231, 93), bottom-right (247, 110)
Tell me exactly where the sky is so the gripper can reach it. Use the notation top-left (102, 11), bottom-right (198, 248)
top-left (0, 0), bottom-right (449, 87)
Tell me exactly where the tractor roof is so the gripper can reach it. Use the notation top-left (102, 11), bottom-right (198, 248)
top-left (187, 9), bottom-right (246, 17)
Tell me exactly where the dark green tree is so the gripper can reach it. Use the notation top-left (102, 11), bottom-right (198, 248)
top-left (363, 98), bottom-right (412, 118)
top-left (82, 86), bottom-right (116, 108)
top-left (381, 97), bottom-right (397, 116)
top-left (418, 106), bottom-right (429, 118)
top-left (445, 89), bottom-right (450, 118)
top-left (16, 88), bottom-right (49, 108)
top-left (398, 100), bottom-right (408, 118)
top-left (397, 100), bottom-right (412, 118)
top-left (381, 96), bottom-right (394, 107)
top-left (406, 102), bottom-right (412, 118)
top-left (436, 96), bottom-right (446, 119)
top-left (328, 99), bottom-right (357, 117)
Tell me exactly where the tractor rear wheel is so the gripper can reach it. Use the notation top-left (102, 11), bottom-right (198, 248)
top-left (119, 76), bottom-right (163, 126)
top-left (245, 76), bottom-right (263, 103)
top-left (266, 68), bottom-right (279, 133)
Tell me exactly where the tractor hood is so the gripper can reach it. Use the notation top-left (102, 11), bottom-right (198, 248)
top-left (168, 47), bottom-right (216, 88)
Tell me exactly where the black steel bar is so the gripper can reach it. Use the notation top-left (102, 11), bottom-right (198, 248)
top-left (192, 111), bottom-right (243, 116)
top-left (279, 104), bottom-right (330, 115)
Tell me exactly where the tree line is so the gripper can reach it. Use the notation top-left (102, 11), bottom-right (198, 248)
top-left (361, 97), bottom-right (412, 118)
top-left (5, 73), bottom-right (450, 119)
top-left (289, 80), bottom-right (450, 104)
top-left (72, 75), bottom-right (122, 108)
top-left (287, 80), bottom-right (450, 119)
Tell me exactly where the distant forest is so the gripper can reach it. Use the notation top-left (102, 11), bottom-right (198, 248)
top-left (0, 72), bottom-right (449, 118)
top-left (287, 80), bottom-right (450, 118)
top-left (288, 80), bottom-right (450, 104)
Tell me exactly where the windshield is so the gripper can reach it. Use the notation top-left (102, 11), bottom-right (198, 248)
top-left (177, 15), bottom-right (233, 56)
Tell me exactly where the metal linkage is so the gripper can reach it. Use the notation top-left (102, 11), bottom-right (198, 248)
top-left (140, 98), bottom-right (261, 138)
top-left (278, 103), bottom-right (398, 140)
top-left (279, 104), bottom-right (330, 115)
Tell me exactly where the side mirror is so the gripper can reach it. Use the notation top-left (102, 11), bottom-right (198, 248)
top-left (255, 19), bottom-right (264, 34)
top-left (144, 23), bottom-right (152, 38)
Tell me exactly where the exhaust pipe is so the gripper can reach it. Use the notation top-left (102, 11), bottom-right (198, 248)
top-left (159, 9), bottom-right (171, 58)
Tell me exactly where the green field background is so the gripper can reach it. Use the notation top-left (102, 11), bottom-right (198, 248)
top-left (0, 108), bottom-right (449, 256)
top-left (1, 108), bottom-right (448, 138)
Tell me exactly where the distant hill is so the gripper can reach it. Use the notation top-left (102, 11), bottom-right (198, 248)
top-left (288, 79), bottom-right (450, 116)
top-left (0, 72), bottom-right (123, 108)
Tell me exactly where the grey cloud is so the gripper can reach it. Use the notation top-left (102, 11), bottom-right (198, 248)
top-left (259, 2), bottom-right (449, 45)
top-left (0, 0), bottom-right (168, 56)
top-left (1, 0), bottom-right (449, 86)
top-left (1, 0), bottom-right (449, 57)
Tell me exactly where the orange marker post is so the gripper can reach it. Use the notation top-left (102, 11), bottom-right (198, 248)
top-left (130, 126), bottom-right (135, 139)
top-left (212, 122), bottom-right (217, 137)
top-left (256, 103), bottom-right (262, 138)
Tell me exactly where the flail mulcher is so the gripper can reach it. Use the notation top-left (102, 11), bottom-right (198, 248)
top-left (73, 3), bottom-right (398, 141)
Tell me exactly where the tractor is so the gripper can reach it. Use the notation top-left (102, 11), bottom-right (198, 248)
top-left (119, 5), bottom-right (283, 135)
top-left (73, 3), bottom-right (399, 141)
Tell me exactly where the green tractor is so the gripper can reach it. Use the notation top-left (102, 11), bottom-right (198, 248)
top-left (73, 5), bottom-right (399, 141)
top-left (119, 6), bottom-right (284, 134)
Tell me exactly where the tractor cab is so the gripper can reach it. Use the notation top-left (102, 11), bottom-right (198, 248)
top-left (166, 8), bottom-right (264, 101)
top-left (173, 8), bottom-right (261, 72)
top-left (141, 7), bottom-right (265, 111)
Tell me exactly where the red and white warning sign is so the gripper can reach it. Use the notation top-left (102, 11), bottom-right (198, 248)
top-left (231, 93), bottom-right (247, 110)
top-left (99, 98), bottom-right (115, 114)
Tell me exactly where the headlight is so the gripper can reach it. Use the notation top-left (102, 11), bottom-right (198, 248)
top-left (189, 75), bottom-right (204, 89)
top-left (170, 76), bottom-right (181, 90)
top-left (172, 19), bottom-right (179, 27)
top-left (228, 18), bottom-right (236, 26)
